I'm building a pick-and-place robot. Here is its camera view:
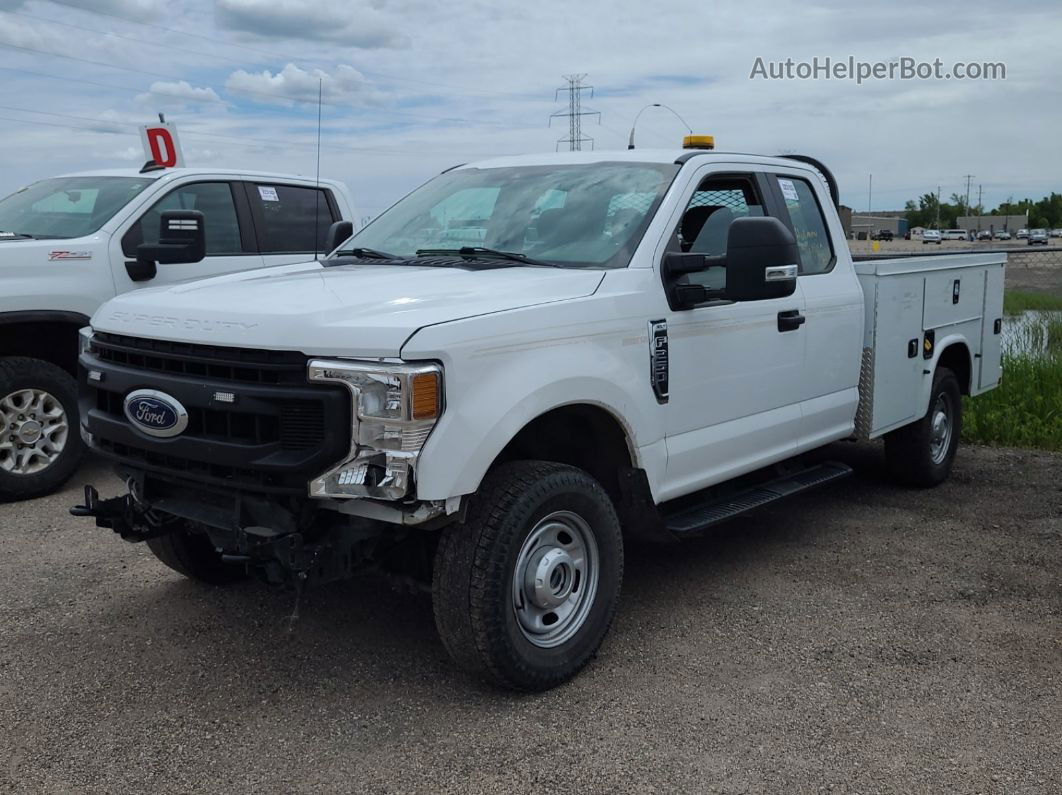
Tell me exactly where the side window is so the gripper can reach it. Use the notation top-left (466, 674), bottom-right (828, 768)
top-left (675, 175), bottom-right (764, 290)
top-left (247, 184), bottom-right (337, 253)
top-left (122, 182), bottom-right (243, 257)
top-left (776, 176), bottom-right (834, 275)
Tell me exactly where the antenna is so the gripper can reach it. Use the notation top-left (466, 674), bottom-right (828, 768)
top-left (313, 77), bottom-right (323, 261)
top-left (549, 74), bottom-right (600, 151)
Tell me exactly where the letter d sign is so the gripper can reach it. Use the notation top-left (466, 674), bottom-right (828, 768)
top-left (139, 122), bottom-right (184, 168)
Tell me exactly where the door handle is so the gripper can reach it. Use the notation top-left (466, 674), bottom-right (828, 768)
top-left (777, 309), bottom-right (805, 332)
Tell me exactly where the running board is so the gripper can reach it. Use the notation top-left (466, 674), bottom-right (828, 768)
top-left (663, 461), bottom-right (853, 536)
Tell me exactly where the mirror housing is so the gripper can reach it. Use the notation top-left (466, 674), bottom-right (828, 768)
top-left (129, 210), bottom-right (206, 282)
top-left (325, 219), bottom-right (354, 253)
top-left (723, 216), bottom-right (799, 301)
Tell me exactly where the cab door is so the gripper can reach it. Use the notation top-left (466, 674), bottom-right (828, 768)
top-left (659, 166), bottom-right (807, 500)
top-left (112, 180), bottom-right (264, 290)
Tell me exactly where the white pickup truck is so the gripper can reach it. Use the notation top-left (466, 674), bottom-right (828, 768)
top-left (72, 145), bottom-right (1005, 691)
top-left (0, 166), bottom-right (355, 500)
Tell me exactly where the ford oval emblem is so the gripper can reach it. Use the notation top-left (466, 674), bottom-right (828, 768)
top-left (123, 389), bottom-right (189, 438)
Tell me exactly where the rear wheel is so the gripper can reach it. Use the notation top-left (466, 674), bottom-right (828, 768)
top-left (146, 529), bottom-right (247, 585)
top-left (884, 366), bottom-right (962, 487)
top-left (0, 357), bottom-right (81, 502)
top-left (433, 461), bottom-right (623, 691)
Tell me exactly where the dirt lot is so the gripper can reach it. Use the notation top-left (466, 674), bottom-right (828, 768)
top-left (1, 442), bottom-right (1059, 794)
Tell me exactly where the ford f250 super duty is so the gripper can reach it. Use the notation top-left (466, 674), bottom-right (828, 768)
top-left (0, 166), bottom-right (355, 501)
top-left (71, 142), bottom-right (1005, 691)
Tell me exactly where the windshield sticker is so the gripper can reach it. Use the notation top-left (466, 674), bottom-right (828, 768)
top-left (258, 186), bottom-right (280, 202)
top-left (48, 250), bottom-right (92, 260)
top-left (778, 179), bottom-right (800, 202)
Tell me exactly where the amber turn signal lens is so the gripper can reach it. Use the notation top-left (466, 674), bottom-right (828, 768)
top-left (411, 373), bottom-right (440, 420)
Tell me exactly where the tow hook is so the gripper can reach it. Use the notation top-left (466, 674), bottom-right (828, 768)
top-left (69, 484), bottom-right (168, 541)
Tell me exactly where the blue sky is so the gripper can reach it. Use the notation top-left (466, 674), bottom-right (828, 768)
top-left (0, 0), bottom-right (1059, 218)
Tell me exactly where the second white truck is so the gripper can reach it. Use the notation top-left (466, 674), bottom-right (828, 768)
top-left (0, 165), bottom-right (355, 500)
top-left (72, 142), bottom-right (1005, 690)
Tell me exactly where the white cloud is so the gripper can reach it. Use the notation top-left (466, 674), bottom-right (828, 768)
top-left (137, 80), bottom-right (223, 108)
top-left (215, 0), bottom-right (406, 48)
top-left (225, 63), bottom-right (380, 106)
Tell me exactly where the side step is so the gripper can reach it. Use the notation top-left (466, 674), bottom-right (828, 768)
top-left (663, 461), bottom-right (852, 536)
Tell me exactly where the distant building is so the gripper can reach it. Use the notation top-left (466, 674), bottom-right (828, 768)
top-left (850, 213), bottom-right (908, 238)
top-left (838, 205), bottom-right (853, 236)
top-left (957, 215), bottom-right (1027, 233)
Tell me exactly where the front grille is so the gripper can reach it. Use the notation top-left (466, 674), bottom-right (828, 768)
top-left (91, 332), bottom-right (308, 385)
top-left (81, 335), bottom-right (351, 494)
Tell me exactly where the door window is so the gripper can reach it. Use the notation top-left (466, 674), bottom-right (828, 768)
top-left (122, 182), bottom-right (243, 257)
top-left (675, 176), bottom-right (765, 290)
top-left (775, 176), bottom-right (834, 274)
top-left (247, 184), bottom-right (337, 253)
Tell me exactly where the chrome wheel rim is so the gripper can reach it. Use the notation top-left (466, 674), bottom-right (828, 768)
top-left (512, 510), bottom-right (599, 648)
top-left (0, 388), bottom-right (69, 475)
top-left (929, 393), bottom-right (952, 465)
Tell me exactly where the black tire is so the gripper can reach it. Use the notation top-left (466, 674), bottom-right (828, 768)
top-left (884, 366), bottom-right (962, 487)
top-left (433, 461), bottom-right (623, 691)
top-left (146, 529), bottom-right (247, 585)
top-left (0, 357), bottom-right (82, 502)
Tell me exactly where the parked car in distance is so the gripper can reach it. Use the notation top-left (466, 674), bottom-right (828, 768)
top-left (871, 229), bottom-right (894, 241)
top-left (1028, 228), bottom-right (1049, 246)
top-left (993, 230), bottom-right (1012, 241)
top-left (977, 230), bottom-right (993, 241)
top-left (1050, 229), bottom-right (1062, 238)
top-left (941, 229), bottom-right (967, 241)
top-left (1016, 229), bottom-right (1029, 239)
top-left (923, 229), bottom-right (942, 244)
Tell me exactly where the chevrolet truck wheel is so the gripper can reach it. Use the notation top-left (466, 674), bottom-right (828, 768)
top-left (0, 357), bottom-right (81, 502)
top-left (884, 366), bottom-right (962, 488)
top-left (432, 460), bottom-right (623, 691)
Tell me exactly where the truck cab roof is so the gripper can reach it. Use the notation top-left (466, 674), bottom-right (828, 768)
top-left (52, 166), bottom-right (347, 190)
top-left (458, 149), bottom-right (823, 172)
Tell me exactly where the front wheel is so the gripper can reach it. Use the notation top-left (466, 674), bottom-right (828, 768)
top-left (884, 366), bottom-right (962, 487)
top-left (0, 357), bottom-right (82, 502)
top-left (432, 461), bottom-right (623, 691)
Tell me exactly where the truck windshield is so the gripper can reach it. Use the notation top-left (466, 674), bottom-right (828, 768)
top-left (0, 176), bottom-right (153, 239)
top-left (340, 162), bottom-right (680, 269)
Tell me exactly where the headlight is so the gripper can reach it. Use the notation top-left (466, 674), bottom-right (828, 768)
top-left (307, 360), bottom-right (442, 500)
top-left (78, 327), bottom-right (94, 356)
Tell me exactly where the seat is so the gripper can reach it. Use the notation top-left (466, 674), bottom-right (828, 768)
top-left (690, 207), bottom-right (735, 255)
top-left (680, 205), bottom-right (721, 251)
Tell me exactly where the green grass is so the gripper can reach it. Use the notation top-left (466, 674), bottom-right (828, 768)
top-left (963, 317), bottom-right (1062, 450)
top-left (1003, 290), bottom-right (1062, 315)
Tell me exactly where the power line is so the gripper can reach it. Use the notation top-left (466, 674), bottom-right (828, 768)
top-left (0, 105), bottom-right (515, 158)
top-left (549, 74), bottom-right (600, 151)
top-left (0, 45), bottom-right (536, 129)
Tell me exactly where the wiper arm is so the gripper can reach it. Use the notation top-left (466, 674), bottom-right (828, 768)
top-left (0, 231), bottom-right (34, 239)
top-left (416, 247), bottom-right (560, 268)
top-left (331, 247), bottom-right (399, 260)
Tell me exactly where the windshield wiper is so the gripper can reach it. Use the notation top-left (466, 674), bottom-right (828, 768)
top-left (331, 247), bottom-right (400, 260)
top-left (415, 247), bottom-right (560, 268)
top-left (0, 231), bottom-right (34, 240)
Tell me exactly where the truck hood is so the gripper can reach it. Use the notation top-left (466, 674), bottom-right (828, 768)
top-left (92, 261), bottom-right (605, 357)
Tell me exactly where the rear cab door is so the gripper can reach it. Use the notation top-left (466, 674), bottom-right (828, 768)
top-left (764, 167), bottom-right (864, 447)
top-left (241, 181), bottom-right (342, 266)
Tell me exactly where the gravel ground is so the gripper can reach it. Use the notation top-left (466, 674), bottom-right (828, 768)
top-left (1, 443), bottom-right (1060, 794)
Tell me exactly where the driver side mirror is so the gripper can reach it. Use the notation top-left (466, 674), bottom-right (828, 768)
top-left (662, 216), bottom-right (798, 309)
top-left (127, 210), bottom-right (206, 282)
top-left (325, 220), bottom-right (353, 253)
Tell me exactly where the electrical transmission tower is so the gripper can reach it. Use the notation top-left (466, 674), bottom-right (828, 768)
top-left (549, 74), bottom-right (600, 151)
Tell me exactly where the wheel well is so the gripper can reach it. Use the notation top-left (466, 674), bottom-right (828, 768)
top-left (493, 405), bottom-right (634, 502)
top-left (937, 343), bottom-right (972, 395)
top-left (0, 321), bottom-right (82, 375)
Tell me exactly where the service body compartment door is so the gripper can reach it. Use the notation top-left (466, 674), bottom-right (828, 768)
top-left (923, 269), bottom-right (985, 329)
top-left (978, 264), bottom-right (1005, 391)
top-left (868, 274), bottom-right (924, 432)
